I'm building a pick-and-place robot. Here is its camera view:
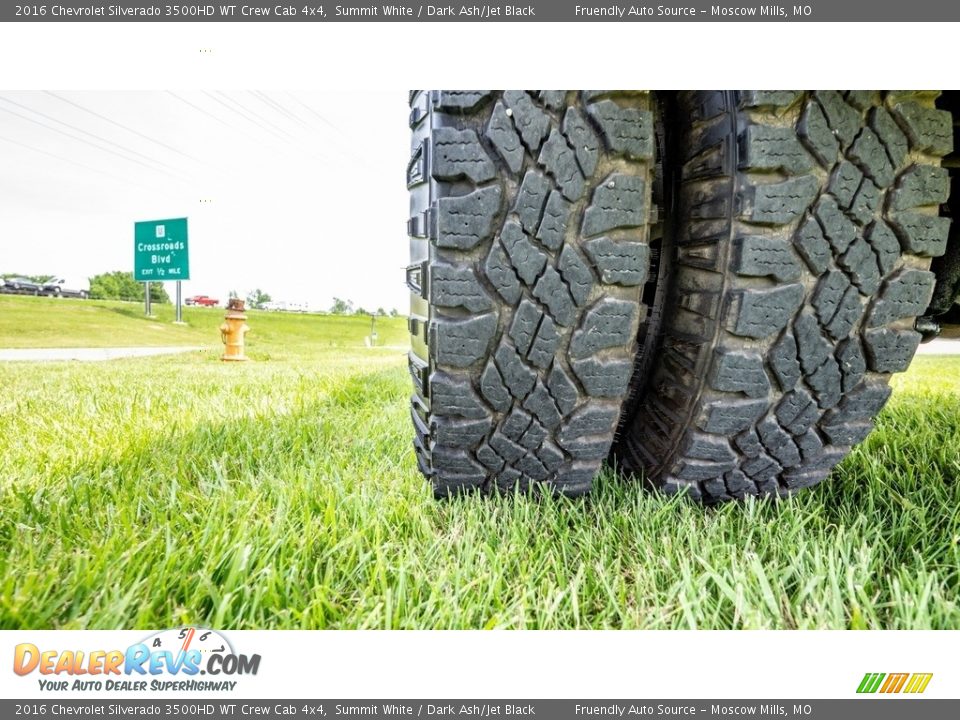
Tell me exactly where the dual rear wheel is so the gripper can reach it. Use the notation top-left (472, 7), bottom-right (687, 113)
top-left (408, 91), bottom-right (952, 503)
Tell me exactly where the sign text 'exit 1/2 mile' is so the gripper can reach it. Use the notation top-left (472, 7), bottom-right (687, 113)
top-left (134, 218), bottom-right (190, 281)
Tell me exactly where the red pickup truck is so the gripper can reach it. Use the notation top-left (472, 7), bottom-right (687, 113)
top-left (184, 295), bottom-right (219, 307)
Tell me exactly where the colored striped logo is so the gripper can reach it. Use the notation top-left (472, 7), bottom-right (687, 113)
top-left (857, 672), bottom-right (933, 694)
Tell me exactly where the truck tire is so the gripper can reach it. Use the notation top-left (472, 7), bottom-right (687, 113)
top-left (408, 90), bottom-right (657, 497)
top-left (615, 91), bottom-right (952, 502)
top-left (925, 92), bottom-right (960, 320)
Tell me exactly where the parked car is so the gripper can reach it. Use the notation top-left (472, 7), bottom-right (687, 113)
top-left (185, 295), bottom-right (219, 307)
top-left (41, 278), bottom-right (89, 299)
top-left (2, 277), bottom-right (42, 295)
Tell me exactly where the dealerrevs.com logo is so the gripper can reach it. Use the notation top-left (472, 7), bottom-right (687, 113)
top-left (13, 627), bottom-right (261, 693)
top-left (857, 673), bottom-right (933, 694)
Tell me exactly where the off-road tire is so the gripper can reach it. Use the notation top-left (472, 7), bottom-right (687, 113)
top-left (927, 92), bottom-right (960, 318)
top-left (407, 90), bottom-right (656, 497)
top-left (615, 91), bottom-right (952, 503)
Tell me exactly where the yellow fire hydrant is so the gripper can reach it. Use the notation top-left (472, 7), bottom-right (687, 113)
top-left (220, 298), bottom-right (249, 361)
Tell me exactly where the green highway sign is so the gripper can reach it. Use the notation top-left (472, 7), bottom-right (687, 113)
top-left (134, 217), bottom-right (189, 281)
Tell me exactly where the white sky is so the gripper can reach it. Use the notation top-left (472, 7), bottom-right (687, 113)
top-left (0, 90), bottom-right (410, 312)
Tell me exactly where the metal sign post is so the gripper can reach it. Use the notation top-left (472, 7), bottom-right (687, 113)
top-left (145, 281), bottom-right (152, 317)
top-left (175, 280), bottom-right (183, 323)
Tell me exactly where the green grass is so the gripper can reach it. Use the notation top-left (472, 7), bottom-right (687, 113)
top-left (0, 295), bottom-right (407, 358)
top-left (0, 297), bottom-right (958, 629)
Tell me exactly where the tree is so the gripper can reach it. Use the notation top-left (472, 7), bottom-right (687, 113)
top-left (228, 289), bottom-right (239, 299)
top-left (149, 283), bottom-right (169, 303)
top-left (376, 307), bottom-right (386, 316)
top-left (89, 271), bottom-right (169, 303)
top-left (355, 306), bottom-right (368, 316)
top-left (246, 288), bottom-right (272, 309)
top-left (389, 308), bottom-right (400, 317)
top-left (330, 297), bottom-right (354, 315)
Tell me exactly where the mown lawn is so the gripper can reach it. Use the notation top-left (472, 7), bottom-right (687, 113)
top-left (0, 295), bottom-right (407, 356)
top-left (0, 297), bottom-right (958, 629)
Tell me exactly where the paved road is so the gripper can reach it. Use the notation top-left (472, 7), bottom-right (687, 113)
top-left (0, 347), bottom-right (203, 362)
top-left (1, 340), bottom-right (958, 362)
top-left (915, 339), bottom-right (960, 355)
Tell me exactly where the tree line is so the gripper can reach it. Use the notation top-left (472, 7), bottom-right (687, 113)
top-left (329, 297), bottom-right (399, 316)
top-left (6, 271), bottom-right (401, 316)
